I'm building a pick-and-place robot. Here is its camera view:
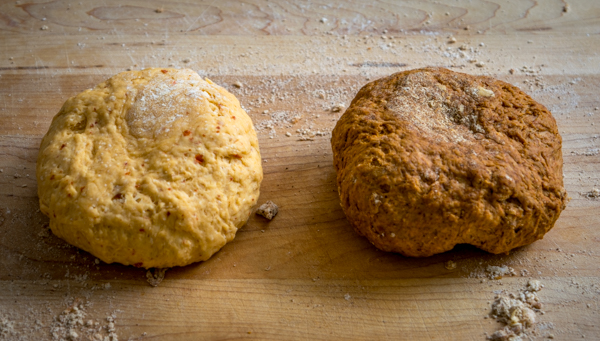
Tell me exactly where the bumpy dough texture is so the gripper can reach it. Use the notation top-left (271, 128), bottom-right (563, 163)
top-left (331, 67), bottom-right (567, 257)
top-left (37, 68), bottom-right (263, 268)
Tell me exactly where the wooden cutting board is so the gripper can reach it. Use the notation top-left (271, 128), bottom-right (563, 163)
top-left (1, 1), bottom-right (599, 340)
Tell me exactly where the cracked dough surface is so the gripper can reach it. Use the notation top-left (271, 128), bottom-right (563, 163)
top-left (331, 67), bottom-right (567, 257)
top-left (36, 68), bottom-right (262, 268)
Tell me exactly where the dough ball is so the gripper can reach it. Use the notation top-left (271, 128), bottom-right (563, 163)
top-left (37, 68), bottom-right (263, 268)
top-left (331, 67), bottom-right (567, 257)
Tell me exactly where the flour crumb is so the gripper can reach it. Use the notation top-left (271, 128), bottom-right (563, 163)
top-left (444, 260), bottom-right (457, 270)
top-left (475, 61), bottom-right (485, 68)
top-left (41, 25), bottom-right (49, 30)
top-left (344, 293), bottom-right (351, 301)
top-left (232, 81), bottom-right (243, 88)
top-left (155, 8), bottom-right (164, 13)
top-left (526, 279), bottom-right (543, 292)
top-left (487, 280), bottom-right (546, 341)
top-left (583, 188), bottom-right (600, 199)
top-left (146, 268), bottom-right (168, 287)
top-left (331, 103), bottom-right (345, 112)
top-left (256, 201), bottom-right (279, 220)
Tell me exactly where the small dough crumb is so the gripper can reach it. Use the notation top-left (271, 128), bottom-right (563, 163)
top-left (444, 260), bottom-right (457, 270)
top-left (331, 104), bottom-right (345, 112)
top-left (256, 201), bottom-right (279, 220)
top-left (146, 268), bottom-right (168, 287)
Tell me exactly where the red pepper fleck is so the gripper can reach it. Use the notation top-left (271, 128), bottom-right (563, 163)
top-left (232, 116), bottom-right (236, 120)
top-left (90, 123), bottom-right (94, 128)
top-left (167, 211), bottom-right (171, 217)
top-left (230, 177), bottom-right (233, 181)
top-left (80, 186), bottom-right (85, 192)
top-left (134, 262), bottom-right (143, 267)
top-left (125, 172), bottom-right (130, 175)
top-left (233, 154), bottom-right (242, 159)
top-left (139, 228), bottom-right (145, 232)
top-left (60, 144), bottom-right (66, 150)
top-left (50, 175), bottom-right (55, 180)
top-left (183, 130), bottom-right (191, 136)
top-left (195, 154), bottom-right (204, 164)
top-left (161, 69), bottom-right (168, 74)
top-left (112, 193), bottom-right (123, 200)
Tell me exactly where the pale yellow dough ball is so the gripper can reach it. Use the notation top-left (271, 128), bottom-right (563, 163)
top-left (36, 68), bottom-right (263, 268)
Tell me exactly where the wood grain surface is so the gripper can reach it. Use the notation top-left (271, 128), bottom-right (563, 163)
top-left (1, 1), bottom-right (599, 340)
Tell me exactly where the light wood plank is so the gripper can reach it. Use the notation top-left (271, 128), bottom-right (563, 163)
top-left (1, 1), bottom-right (600, 340)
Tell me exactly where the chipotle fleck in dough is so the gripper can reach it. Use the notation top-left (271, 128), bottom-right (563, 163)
top-left (36, 68), bottom-right (263, 268)
top-left (331, 67), bottom-right (567, 257)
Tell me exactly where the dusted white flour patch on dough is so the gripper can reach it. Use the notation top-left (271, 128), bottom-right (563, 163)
top-left (36, 68), bottom-right (263, 268)
top-left (126, 69), bottom-right (215, 138)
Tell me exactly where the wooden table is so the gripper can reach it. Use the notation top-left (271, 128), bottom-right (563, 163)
top-left (1, 1), bottom-right (599, 340)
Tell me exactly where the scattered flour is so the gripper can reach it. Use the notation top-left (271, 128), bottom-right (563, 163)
top-left (0, 317), bottom-right (16, 338)
top-left (486, 265), bottom-right (517, 280)
top-left (50, 300), bottom-right (120, 341)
